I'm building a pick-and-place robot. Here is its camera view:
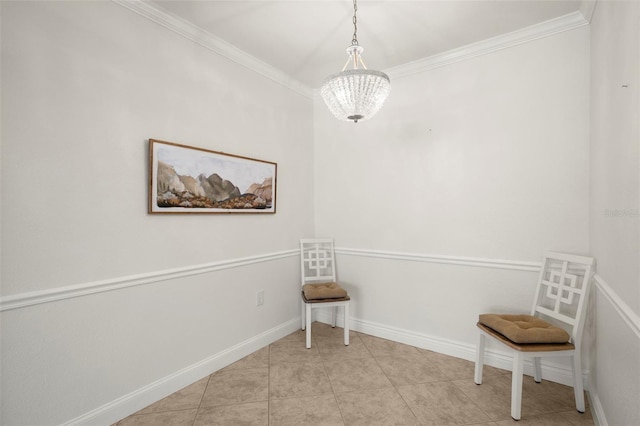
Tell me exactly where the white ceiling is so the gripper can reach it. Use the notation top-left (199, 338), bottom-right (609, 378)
top-left (149, 0), bottom-right (587, 88)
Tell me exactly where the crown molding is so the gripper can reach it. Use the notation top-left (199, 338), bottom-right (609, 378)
top-left (115, 1), bottom-right (589, 96)
top-left (579, 0), bottom-right (597, 24)
top-left (385, 10), bottom-right (589, 80)
top-left (113, 0), bottom-right (313, 99)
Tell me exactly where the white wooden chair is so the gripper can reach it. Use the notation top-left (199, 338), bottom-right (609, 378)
top-left (474, 251), bottom-right (595, 420)
top-left (300, 238), bottom-right (350, 349)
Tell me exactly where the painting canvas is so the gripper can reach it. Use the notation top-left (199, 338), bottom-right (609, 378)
top-left (149, 139), bottom-right (276, 214)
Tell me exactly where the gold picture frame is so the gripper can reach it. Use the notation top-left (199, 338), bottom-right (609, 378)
top-left (149, 139), bottom-right (276, 214)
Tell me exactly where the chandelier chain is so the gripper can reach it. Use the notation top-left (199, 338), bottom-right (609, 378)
top-left (351, 0), bottom-right (359, 45)
top-left (321, 0), bottom-right (390, 123)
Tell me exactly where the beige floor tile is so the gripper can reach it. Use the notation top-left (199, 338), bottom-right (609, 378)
top-left (312, 325), bottom-right (360, 346)
top-left (278, 329), bottom-right (314, 345)
top-left (135, 376), bottom-right (208, 414)
top-left (193, 401), bottom-right (268, 426)
top-left (419, 348), bottom-right (506, 380)
top-left (453, 373), bottom-right (517, 420)
top-left (359, 335), bottom-right (421, 358)
top-left (336, 387), bottom-right (420, 426)
top-left (317, 337), bottom-right (373, 361)
top-left (325, 357), bottom-right (392, 393)
top-left (270, 360), bottom-right (333, 399)
top-left (114, 327), bottom-right (596, 426)
top-left (397, 381), bottom-right (491, 425)
top-left (269, 394), bottom-right (344, 426)
top-left (200, 368), bottom-right (268, 407)
top-left (117, 409), bottom-right (197, 426)
top-left (522, 378), bottom-right (583, 411)
top-left (310, 321), bottom-right (349, 338)
top-left (375, 353), bottom-right (449, 386)
top-left (454, 374), bottom-right (577, 420)
top-left (270, 340), bottom-right (323, 364)
top-left (221, 346), bottom-right (270, 371)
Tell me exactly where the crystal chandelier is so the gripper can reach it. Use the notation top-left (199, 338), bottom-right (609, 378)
top-left (321, 0), bottom-right (390, 123)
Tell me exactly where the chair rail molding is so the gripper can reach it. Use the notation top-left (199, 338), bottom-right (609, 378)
top-left (0, 249), bottom-right (298, 312)
top-left (335, 248), bottom-right (640, 340)
top-left (593, 273), bottom-right (640, 339)
top-left (2, 247), bottom-right (544, 312)
top-left (335, 247), bottom-right (542, 272)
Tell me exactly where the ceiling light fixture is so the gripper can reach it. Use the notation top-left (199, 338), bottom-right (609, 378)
top-left (320, 0), bottom-right (390, 123)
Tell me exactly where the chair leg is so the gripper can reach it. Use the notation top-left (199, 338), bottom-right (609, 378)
top-left (305, 304), bottom-right (312, 349)
top-left (571, 354), bottom-right (586, 413)
top-left (533, 357), bottom-right (542, 383)
top-left (331, 306), bottom-right (337, 328)
top-left (511, 353), bottom-right (524, 420)
top-left (474, 332), bottom-right (485, 385)
top-left (343, 303), bottom-right (350, 346)
top-left (301, 301), bottom-right (306, 330)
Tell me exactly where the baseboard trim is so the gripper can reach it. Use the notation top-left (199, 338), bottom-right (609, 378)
top-left (63, 318), bottom-right (300, 426)
top-left (586, 386), bottom-right (608, 426)
top-left (65, 307), bottom-right (602, 425)
top-left (314, 310), bottom-right (584, 388)
top-left (1, 249), bottom-right (298, 312)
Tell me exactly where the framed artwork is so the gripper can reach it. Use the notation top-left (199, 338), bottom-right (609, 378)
top-left (148, 139), bottom-right (276, 214)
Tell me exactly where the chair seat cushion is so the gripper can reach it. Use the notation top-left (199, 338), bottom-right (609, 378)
top-left (302, 282), bottom-right (348, 300)
top-left (478, 314), bottom-right (570, 344)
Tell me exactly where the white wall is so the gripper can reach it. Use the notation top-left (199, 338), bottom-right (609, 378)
top-left (589, 1), bottom-right (640, 424)
top-left (0, 1), bottom-right (314, 424)
top-left (314, 27), bottom-right (591, 359)
top-left (3, 1), bottom-right (638, 424)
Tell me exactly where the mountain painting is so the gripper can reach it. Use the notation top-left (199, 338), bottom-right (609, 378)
top-left (149, 139), bottom-right (276, 214)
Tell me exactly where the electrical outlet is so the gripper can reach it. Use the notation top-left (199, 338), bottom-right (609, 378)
top-left (256, 290), bottom-right (264, 306)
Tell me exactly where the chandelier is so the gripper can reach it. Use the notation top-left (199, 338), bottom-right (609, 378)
top-left (320, 0), bottom-right (390, 123)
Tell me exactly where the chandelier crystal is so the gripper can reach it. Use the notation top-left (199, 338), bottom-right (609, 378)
top-left (321, 0), bottom-right (390, 123)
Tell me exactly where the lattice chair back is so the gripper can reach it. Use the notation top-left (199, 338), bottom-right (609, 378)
top-left (475, 251), bottom-right (595, 420)
top-left (300, 238), bottom-right (337, 285)
top-left (299, 238), bottom-right (349, 349)
top-left (531, 252), bottom-right (595, 344)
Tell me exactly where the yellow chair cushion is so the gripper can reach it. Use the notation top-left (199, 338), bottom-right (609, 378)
top-left (478, 314), bottom-right (570, 344)
top-left (302, 282), bottom-right (347, 300)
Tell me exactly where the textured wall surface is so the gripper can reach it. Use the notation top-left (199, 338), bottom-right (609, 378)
top-left (1, 2), bottom-right (314, 424)
top-left (589, 1), bottom-right (640, 425)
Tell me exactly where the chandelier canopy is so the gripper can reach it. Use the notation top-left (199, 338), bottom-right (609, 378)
top-left (320, 0), bottom-right (390, 123)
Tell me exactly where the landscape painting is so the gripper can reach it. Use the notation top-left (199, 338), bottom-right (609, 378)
top-left (149, 139), bottom-right (276, 214)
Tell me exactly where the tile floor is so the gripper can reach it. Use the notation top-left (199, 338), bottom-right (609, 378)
top-left (114, 323), bottom-right (594, 425)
